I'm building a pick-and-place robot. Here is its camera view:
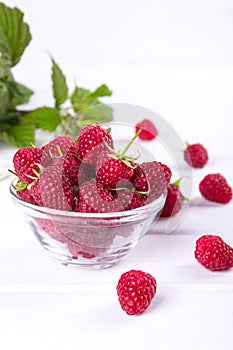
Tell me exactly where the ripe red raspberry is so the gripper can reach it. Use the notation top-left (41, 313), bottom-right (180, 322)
top-left (41, 136), bottom-right (76, 167)
top-left (76, 180), bottom-right (124, 213)
top-left (96, 150), bottom-right (135, 189)
top-left (117, 190), bottom-right (147, 210)
top-left (135, 119), bottom-right (158, 141)
top-left (184, 143), bottom-right (208, 168)
top-left (31, 166), bottom-right (76, 211)
top-left (199, 173), bottom-right (232, 204)
top-left (157, 162), bottom-right (172, 184)
top-left (132, 161), bottom-right (168, 203)
top-left (13, 147), bottom-right (42, 183)
top-left (116, 270), bottom-right (157, 315)
top-left (195, 235), bottom-right (233, 271)
top-left (160, 183), bottom-right (183, 217)
top-left (77, 124), bottom-right (113, 164)
top-left (16, 187), bottom-right (37, 205)
top-left (52, 154), bottom-right (85, 187)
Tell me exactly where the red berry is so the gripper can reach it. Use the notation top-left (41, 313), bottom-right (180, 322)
top-left (132, 161), bottom-right (168, 203)
top-left (116, 270), bottom-right (157, 315)
top-left (184, 143), bottom-right (208, 168)
top-left (160, 183), bottom-right (182, 217)
top-left (31, 166), bottom-right (76, 211)
top-left (195, 235), bottom-right (233, 271)
top-left (77, 124), bottom-right (113, 165)
top-left (52, 154), bottom-right (85, 187)
top-left (135, 119), bottom-right (158, 141)
top-left (117, 190), bottom-right (147, 210)
top-left (36, 218), bottom-right (68, 243)
top-left (157, 162), bottom-right (172, 184)
top-left (96, 150), bottom-right (135, 189)
top-left (67, 227), bottom-right (116, 259)
top-left (41, 136), bottom-right (76, 167)
top-left (13, 147), bottom-right (42, 183)
top-left (76, 180), bottom-right (123, 213)
top-left (199, 173), bottom-right (232, 204)
top-left (16, 187), bottom-right (37, 205)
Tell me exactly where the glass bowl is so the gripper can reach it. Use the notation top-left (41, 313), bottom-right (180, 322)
top-left (10, 183), bottom-right (166, 269)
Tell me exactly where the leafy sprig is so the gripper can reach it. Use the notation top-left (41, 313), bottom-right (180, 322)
top-left (0, 2), bottom-right (113, 147)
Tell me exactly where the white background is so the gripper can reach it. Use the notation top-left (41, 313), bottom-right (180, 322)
top-left (1, 1), bottom-right (233, 350)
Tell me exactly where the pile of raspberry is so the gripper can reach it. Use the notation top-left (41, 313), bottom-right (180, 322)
top-left (12, 124), bottom-right (171, 213)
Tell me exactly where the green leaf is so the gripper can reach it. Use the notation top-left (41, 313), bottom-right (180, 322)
top-left (0, 3), bottom-right (32, 67)
top-left (51, 58), bottom-right (69, 108)
top-left (78, 103), bottom-right (112, 124)
top-left (8, 81), bottom-right (33, 108)
top-left (0, 122), bottom-right (34, 147)
top-left (0, 81), bottom-right (9, 116)
top-left (70, 86), bottom-right (79, 112)
top-left (24, 107), bottom-right (62, 131)
top-left (91, 84), bottom-right (112, 98)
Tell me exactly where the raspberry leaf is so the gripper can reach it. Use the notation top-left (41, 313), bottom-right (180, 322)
top-left (0, 3), bottom-right (31, 67)
top-left (23, 107), bottom-right (62, 132)
top-left (91, 84), bottom-right (112, 98)
top-left (51, 58), bottom-right (69, 108)
top-left (7, 81), bottom-right (33, 109)
top-left (0, 81), bottom-right (9, 116)
top-left (0, 122), bottom-right (35, 147)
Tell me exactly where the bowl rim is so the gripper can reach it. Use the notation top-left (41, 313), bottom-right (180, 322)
top-left (10, 180), bottom-right (166, 219)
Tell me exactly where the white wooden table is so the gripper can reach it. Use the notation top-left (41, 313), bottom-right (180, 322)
top-left (0, 65), bottom-right (233, 350)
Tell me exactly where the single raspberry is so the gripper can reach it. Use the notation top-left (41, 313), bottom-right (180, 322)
top-left (13, 147), bottom-right (42, 183)
top-left (160, 183), bottom-right (183, 217)
top-left (41, 136), bottom-right (76, 167)
top-left (117, 190), bottom-right (147, 210)
top-left (132, 161), bottom-right (168, 203)
top-left (96, 130), bottom-right (144, 189)
top-left (184, 143), bottom-right (208, 168)
top-left (16, 187), bottom-right (37, 205)
top-left (116, 269), bottom-right (157, 315)
top-left (76, 180), bottom-right (123, 213)
top-left (157, 162), bottom-right (172, 184)
top-left (52, 154), bottom-right (85, 186)
top-left (135, 119), bottom-right (158, 141)
top-left (31, 166), bottom-right (76, 211)
top-left (195, 235), bottom-right (233, 271)
top-left (96, 150), bottom-right (135, 189)
top-left (77, 124), bottom-right (113, 165)
top-left (199, 173), bottom-right (232, 204)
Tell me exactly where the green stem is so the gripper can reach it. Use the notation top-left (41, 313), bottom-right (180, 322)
top-left (120, 128), bottom-right (142, 158)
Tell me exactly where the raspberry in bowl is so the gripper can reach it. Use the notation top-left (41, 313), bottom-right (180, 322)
top-left (9, 122), bottom-right (168, 269)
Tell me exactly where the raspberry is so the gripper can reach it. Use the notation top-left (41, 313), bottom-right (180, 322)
top-left (135, 119), bottom-right (158, 141)
top-left (160, 183), bottom-right (183, 217)
top-left (13, 147), bottom-right (42, 183)
top-left (36, 218), bottom-right (68, 243)
top-left (157, 162), bottom-right (172, 184)
top-left (96, 150), bottom-right (135, 189)
top-left (77, 124), bottom-right (113, 165)
top-left (195, 235), bottom-right (233, 271)
top-left (31, 166), bottom-right (76, 211)
top-left (132, 161), bottom-right (167, 203)
top-left (52, 154), bottom-right (85, 187)
top-left (116, 270), bottom-right (157, 315)
top-left (76, 180), bottom-right (124, 213)
top-left (41, 136), bottom-right (76, 167)
top-left (117, 190), bottom-right (147, 210)
top-left (184, 143), bottom-right (208, 168)
top-left (16, 186), bottom-right (37, 205)
top-left (199, 173), bottom-right (232, 204)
